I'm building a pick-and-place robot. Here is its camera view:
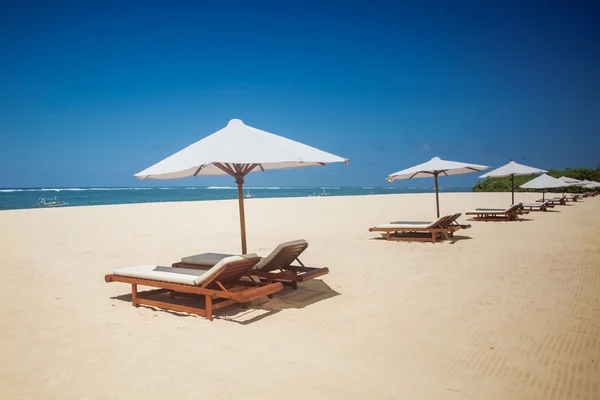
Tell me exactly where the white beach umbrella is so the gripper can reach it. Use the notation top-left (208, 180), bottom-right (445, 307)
top-left (387, 156), bottom-right (490, 217)
top-left (557, 176), bottom-right (585, 186)
top-left (582, 180), bottom-right (600, 189)
top-left (556, 176), bottom-right (586, 195)
top-left (519, 173), bottom-right (568, 200)
top-left (135, 118), bottom-right (348, 253)
top-left (479, 160), bottom-right (547, 204)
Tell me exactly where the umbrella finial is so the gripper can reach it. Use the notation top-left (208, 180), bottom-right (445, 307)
top-left (228, 118), bottom-right (244, 126)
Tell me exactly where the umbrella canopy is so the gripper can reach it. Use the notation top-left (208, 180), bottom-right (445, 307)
top-left (135, 118), bottom-right (348, 253)
top-left (557, 176), bottom-right (585, 186)
top-left (387, 157), bottom-right (490, 217)
top-left (519, 174), bottom-right (568, 189)
top-left (479, 160), bottom-right (547, 204)
top-left (519, 173), bottom-right (568, 200)
top-left (580, 180), bottom-right (600, 189)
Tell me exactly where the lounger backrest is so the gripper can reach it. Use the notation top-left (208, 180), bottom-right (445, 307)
top-left (442, 213), bottom-right (462, 226)
top-left (193, 255), bottom-right (259, 286)
top-left (254, 239), bottom-right (308, 272)
top-left (506, 203), bottom-right (523, 213)
top-left (426, 215), bottom-right (451, 228)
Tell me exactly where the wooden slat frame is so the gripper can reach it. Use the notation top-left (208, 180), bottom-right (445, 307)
top-left (368, 225), bottom-right (463, 243)
top-left (173, 242), bottom-right (328, 290)
top-left (105, 258), bottom-right (283, 321)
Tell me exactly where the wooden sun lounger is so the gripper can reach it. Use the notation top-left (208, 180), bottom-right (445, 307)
top-left (565, 194), bottom-right (580, 202)
top-left (465, 203), bottom-right (527, 221)
top-left (441, 213), bottom-right (472, 230)
top-left (521, 201), bottom-right (553, 211)
top-left (173, 240), bottom-right (328, 290)
top-left (537, 196), bottom-right (566, 206)
top-left (105, 256), bottom-right (283, 321)
top-left (368, 213), bottom-right (467, 243)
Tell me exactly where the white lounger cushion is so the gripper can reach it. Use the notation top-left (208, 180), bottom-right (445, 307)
top-left (522, 202), bottom-right (546, 207)
top-left (253, 239), bottom-right (307, 271)
top-left (181, 252), bottom-right (258, 266)
top-left (389, 220), bottom-right (433, 225)
top-left (374, 223), bottom-right (431, 229)
top-left (113, 256), bottom-right (244, 286)
top-left (373, 215), bottom-right (451, 230)
top-left (475, 203), bottom-right (522, 213)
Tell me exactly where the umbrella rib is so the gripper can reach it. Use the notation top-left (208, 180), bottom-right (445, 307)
top-left (243, 164), bottom-right (260, 175)
top-left (193, 165), bottom-right (204, 177)
top-left (214, 162), bottom-right (236, 177)
top-left (233, 164), bottom-right (244, 175)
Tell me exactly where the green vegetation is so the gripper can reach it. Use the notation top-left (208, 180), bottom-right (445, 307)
top-left (472, 168), bottom-right (600, 193)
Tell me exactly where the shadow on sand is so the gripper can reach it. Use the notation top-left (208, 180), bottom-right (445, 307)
top-left (370, 233), bottom-right (473, 244)
top-left (264, 279), bottom-right (341, 310)
top-left (109, 279), bottom-right (340, 325)
top-left (467, 217), bottom-right (535, 222)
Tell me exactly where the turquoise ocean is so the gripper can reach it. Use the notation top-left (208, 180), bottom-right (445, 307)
top-left (0, 186), bottom-right (471, 211)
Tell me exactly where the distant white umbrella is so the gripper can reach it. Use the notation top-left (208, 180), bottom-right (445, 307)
top-left (519, 173), bottom-right (568, 200)
top-left (135, 119), bottom-right (348, 253)
top-left (581, 180), bottom-right (600, 189)
top-left (557, 176), bottom-right (585, 186)
top-left (387, 156), bottom-right (490, 217)
top-left (479, 160), bottom-right (547, 204)
top-left (556, 176), bottom-right (586, 196)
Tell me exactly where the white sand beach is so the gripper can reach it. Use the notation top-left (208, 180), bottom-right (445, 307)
top-left (1, 192), bottom-right (599, 399)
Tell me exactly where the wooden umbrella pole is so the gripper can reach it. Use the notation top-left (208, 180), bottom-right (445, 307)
top-left (511, 174), bottom-right (515, 205)
top-left (235, 175), bottom-right (247, 254)
top-left (434, 173), bottom-right (440, 218)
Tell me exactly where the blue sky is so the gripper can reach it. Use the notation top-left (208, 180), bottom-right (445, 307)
top-left (1, 0), bottom-right (599, 188)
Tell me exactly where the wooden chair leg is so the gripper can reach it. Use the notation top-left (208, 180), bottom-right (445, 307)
top-left (132, 284), bottom-right (138, 307)
top-left (205, 295), bottom-right (213, 321)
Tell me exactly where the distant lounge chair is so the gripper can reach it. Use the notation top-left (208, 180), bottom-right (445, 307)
top-left (537, 195), bottom-right (566, 206)
top-left (173, 240), bottom-right (328, 290)
top-left (565, 194), bottom-right (580, 202)
top-left (521, 200), bottom-right (553, 212)
top-left (105, 256), bottom-right (283, 321)
top-left (368, 213), bottom-right (469, 243)
top-left (466, 203), bottom-right (527, 221)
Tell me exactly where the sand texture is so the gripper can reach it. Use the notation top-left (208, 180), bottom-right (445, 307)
top-left (1, 192), bottom-right (599, 399)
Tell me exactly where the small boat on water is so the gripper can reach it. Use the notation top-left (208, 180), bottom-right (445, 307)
top-left (309, 189), bottom-right (331, 197)
top-left (244, 190), bottom-right (255, 199)
top-left (37, 196), bottom-right (67, 207)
